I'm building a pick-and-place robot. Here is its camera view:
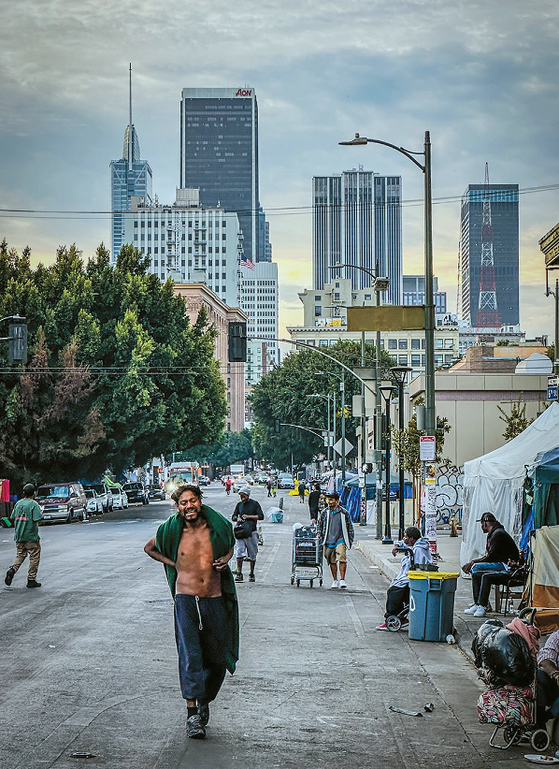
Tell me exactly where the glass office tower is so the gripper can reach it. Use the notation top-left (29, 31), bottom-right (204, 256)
top-left (180, 87), bottom-right (260, 264)
top-left (459, 184), bottom-right (519, 327)
top-left (312, 170), bottom-right (402, 305)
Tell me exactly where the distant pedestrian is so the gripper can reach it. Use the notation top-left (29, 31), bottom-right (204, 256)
top-left (271, 477), bottom-right (277, 497)
top-left (266, 478), bottom-right (272, 497)
top-left (144, 483), bottom-right (238, 740)
top-left (317, 491), bottom-right (354, 589)
top-left (298, 480), bottom-right (306, 504)
top-left (5, 484), bottom-right (43, 589)
top-left (308, 482), bottom-right (322, 524)
top-left (232, 486), bottom-right (264, 582)
top-left (225, 478), bottom-right (232, 495)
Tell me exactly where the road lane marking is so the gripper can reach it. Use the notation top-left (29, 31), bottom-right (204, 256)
top-left (344, 594), bottom-right (365, 637)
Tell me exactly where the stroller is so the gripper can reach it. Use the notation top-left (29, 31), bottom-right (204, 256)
top-left (475, 609), bottom-right (556, 752)
top-left (291, 524), bottom-right (323, 588)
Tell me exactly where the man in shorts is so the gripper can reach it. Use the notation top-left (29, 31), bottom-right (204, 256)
top-left (318, 491), bottom-right (354, 589)
top-left (232, 486), bottom-right (264, 583)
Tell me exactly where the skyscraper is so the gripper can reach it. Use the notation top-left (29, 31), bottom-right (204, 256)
top-left (110, 66), bottom-right (153, 263)
top-left (180, 87), bottom-right (260, 264)
top-left (459, 181), bottom-right (519, 328)
top-left (312, 170), bottom-right (402, 305)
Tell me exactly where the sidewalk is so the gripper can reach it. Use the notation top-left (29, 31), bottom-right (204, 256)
top-left (353, 526), bottom-right (519, 665)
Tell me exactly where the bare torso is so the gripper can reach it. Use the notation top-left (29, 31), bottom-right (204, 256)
top-left (175, 521), bottom-right (221, 597)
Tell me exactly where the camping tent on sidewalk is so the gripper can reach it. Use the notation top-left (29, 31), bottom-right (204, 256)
top-left (461, 402), bottom-right (559, 566)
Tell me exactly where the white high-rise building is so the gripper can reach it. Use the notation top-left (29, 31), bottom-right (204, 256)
top-left (123, 188), bottom-right (243, 309)
top-left (240, 261), bottom-right (279, 386)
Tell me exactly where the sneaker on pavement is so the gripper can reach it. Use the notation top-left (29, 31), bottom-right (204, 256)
top-left (464, 604), bottom-right (479, 615)
top-left (234, 572), bottom-right (243, 582)
top-left (330, 580), bottom-right (339, 589)
top-left (249, 574), bottom-right (255, 583)
top-left (197, 701), bottom-right (210, 727)
top-left (26, 580), bottom-right (41, 588)
top-left (5, 568), bottom-right (15, 586)
top-left (186, 714), bottom-right (206, 739)
top-left (474, 605), bottom-right (487, 618)
top-left (339, 579), bottom-right (347, 589)
top-left (376, 622), bottom-right (388, 631)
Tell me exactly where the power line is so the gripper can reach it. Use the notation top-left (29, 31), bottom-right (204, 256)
top-left (0, 183), bottom-right (557, 220)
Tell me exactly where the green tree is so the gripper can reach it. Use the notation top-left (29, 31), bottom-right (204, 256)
top-left (251, 340), bottom-right (396, 470)
top-left (0, 241), bottom-right (227, 486)
top-left (188, 429), bottom-right (254, 471)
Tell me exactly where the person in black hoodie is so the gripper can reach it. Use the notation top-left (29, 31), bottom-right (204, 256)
top-left (461, 511), bottom-right (519, 618)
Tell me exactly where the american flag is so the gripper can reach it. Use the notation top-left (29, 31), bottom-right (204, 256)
top-left (241, 254), bottom-right (255, 270)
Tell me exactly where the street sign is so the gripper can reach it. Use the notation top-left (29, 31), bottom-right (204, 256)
top-left (548, 385), bottom-right (558, 401)
top-left (334, 437), bottom-right (354, 456)
top-left (420, 435), bottom-right (436, 461)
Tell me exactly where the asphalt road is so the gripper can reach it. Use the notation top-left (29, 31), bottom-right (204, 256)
top-left (0, 485), bottom-right (535, 768)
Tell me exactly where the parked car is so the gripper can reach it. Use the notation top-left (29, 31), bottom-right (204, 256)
top-left (147, 485), bottom-right (166, 500)
top-left (36, 482), bottom-right (88, 524)
top-left (109, 486), bottom-right (128, 509)
top-left (277, 473), bottom-right (295, 490)
top-left (84, 488), bottom-right (103, 516)
top-left (197, 476), bottom-right (210, 487)
top-left (122, 482), bottom-right (149, 505)
top-left (84, 483), bottom-right (113, 514)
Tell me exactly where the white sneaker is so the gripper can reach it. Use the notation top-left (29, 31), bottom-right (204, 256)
top-left (464, 604), bottom-right (479, 615)
top-left (474, 605), bottom-right (486, 618)
top-left (339, 579), bottom-right (347, 589)
top-left (330, 580), bottom-right (339, 589)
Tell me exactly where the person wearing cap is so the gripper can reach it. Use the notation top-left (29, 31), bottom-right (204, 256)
top-left (5, 483), bottom-right (43, 588)
top-left (317, 491), bottom-right (354, 589)
top-left (232, 486), bottom-right (264, 583)
top-left (462, 511), bottom-right (519, 618)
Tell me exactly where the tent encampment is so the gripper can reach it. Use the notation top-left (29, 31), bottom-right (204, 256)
top-left (461, 402), bottom-right (559, 565)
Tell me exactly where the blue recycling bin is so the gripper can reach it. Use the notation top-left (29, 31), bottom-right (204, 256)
top-left (408, 571), bottom-right (459, 642)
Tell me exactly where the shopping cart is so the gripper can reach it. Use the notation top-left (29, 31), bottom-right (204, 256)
top-left (290, 525), bottom-right (323, 588)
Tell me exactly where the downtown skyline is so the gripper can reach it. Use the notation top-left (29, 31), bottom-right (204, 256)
top-left (1, 0), bottom-right (558, 342)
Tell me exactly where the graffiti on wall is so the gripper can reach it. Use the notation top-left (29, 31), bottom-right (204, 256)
top-left (436, 462), bottom-right (464, 525)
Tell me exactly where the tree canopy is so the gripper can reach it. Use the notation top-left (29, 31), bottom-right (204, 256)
top-left (0, 240), bottom-right (227, 487)
top-left (250, 340), bottom-right (396, 469)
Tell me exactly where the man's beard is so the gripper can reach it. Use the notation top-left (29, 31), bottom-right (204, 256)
top-left (182, 510), bottom-right (200, 525)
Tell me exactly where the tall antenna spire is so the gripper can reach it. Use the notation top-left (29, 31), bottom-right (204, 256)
top-left (128, 63), bottom-right (133, 168)
top-left (476, 162), bottom-right (500, 329)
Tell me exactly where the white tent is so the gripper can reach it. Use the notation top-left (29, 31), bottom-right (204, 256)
top-left (461, 402), bottom-right (559, 565)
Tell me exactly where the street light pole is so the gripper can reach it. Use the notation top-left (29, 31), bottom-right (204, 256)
top-left (338, 132), bottom-right (436, 437)
top-left (390, 366), bottom-right (412, 540)
top-left (379, 385), bottom-right (395, 544)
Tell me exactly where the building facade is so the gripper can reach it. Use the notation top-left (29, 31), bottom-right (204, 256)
top-left (459, 183), bottom-right (519, 327)
top-left (174, 283), bottom-right (246, 433)
top-left (123, 189), bottom-right (243, 309)
top-left (179, 87), bottom-right (260, 265)
top-left (312, 170), bottom-right (402, 305)
top-left (289, 278), bottom-right (459, 380)
top-left (403, 275), bottom-right (446, 314)
top-left (110, 125), bottom-right (153, 264)
top-left (241, 261), bottom-right (279, 386)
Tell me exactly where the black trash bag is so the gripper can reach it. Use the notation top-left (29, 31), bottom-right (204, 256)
top-left (480, 627), bottom-right (535, 688)
top-left (471, 619), bottom-right (504, 668)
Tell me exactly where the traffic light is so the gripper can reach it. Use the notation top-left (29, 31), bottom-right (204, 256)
top-left (361, 462), bottom-right (373, 474)
top-left (8, 323), bottom-right (27, 364)
top-left (228, 322), bottom-right (247, 362)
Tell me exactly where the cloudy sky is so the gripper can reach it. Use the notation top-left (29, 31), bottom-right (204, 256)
top-left (1, 0), bottom-right (558, 339)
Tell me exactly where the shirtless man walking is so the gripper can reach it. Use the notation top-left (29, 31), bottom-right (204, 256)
top-left (144, 484), bottom-right (239, 739)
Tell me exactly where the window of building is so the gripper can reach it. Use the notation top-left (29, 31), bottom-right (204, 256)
top-left (435, 354), bottom-right (444, 365)
top-left (315, 295), bottom-right (321, 301)
top-left (411, 354), bottom-right (421, 366)
top-left (411, 338), bottom-right (421, 350)
top-left (435, 338), bottom-right (444, 349)
top-left (364, 294), bottom-right (371, 300)
top-left (444, 339), bottom-right (454, 349)
top-left (315, 305), bottom-right (322, 317)
top-left (399, 339), bottom-right (408, 350)
top-left (445, 354), bottom-right (454, 364)
top-left (398, 355), bottom-right (408, 365)
top-left (388, 339), bottom-right (397, 350)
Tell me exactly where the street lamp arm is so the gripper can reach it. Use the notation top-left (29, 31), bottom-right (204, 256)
top-left (339, 135), bottom-right (425, 172)
top-left (248, 335), bottom-right (377, 397)
top-left (279, 423), bottom-right (324, 439)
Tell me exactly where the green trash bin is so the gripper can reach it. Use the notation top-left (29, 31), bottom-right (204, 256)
top-left (408, 571), bottom-right (459, 642)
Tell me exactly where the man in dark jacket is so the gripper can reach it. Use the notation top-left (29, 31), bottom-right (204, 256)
top-left (232, 486), bottom-right (264, 583)
top-left (462, 511), bottom-right (519, 618)
top-left (308, 482), bottom-right (321, 524)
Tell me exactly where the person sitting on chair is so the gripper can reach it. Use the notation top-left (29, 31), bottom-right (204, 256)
top-left (376, 526), bottom-right (432, 631)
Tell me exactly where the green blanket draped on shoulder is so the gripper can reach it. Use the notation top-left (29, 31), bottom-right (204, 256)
top-left (155, 504), bottom-right (239, 673)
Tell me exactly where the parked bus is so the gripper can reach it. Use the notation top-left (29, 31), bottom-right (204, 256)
top-left (166, 462), bottom-right (199, 493)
